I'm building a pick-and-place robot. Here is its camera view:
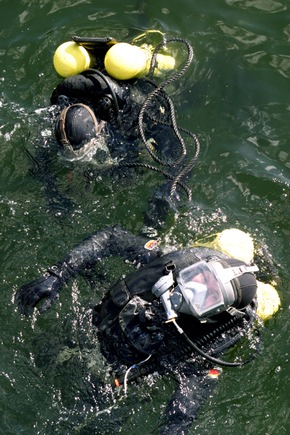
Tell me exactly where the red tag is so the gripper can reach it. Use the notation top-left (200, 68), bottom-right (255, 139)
top-left (208, 368), bottom-right (222, 379)
top-left (114, 378), bottom-right (121, 387)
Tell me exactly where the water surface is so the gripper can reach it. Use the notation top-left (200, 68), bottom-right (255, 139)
top-left (1, 0), bottom-right (290, 434)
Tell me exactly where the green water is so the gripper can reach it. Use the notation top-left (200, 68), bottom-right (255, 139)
top-left (1, 0), bottom-right (290, 433)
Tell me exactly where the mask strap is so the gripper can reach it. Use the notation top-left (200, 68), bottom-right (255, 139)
top-left (221, 264), bottom-right (259, 283)
top-left (58, 105), bottom-right (70, 145)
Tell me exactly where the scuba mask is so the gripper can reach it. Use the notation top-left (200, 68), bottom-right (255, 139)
top-left (54, 103), bottom-right (112, 163)
top-left (55, 103), bottom-right (104, 150)
top-left (152, 259), bottom-right (258, 322)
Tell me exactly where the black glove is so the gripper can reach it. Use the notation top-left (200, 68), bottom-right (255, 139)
top-left (16, 273), bottom-right (64, 316)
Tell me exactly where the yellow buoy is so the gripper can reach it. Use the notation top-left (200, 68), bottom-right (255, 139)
top-left (213, 228), bottom-right (254, 264)
top-left (153, 53), bottom-right (175, 74)
top-left (256, 281), bottom-right (281, 320)
top-left (104, 42), bottom-right (149, 80)
top-left (53, 41), bottom-right (91, 77)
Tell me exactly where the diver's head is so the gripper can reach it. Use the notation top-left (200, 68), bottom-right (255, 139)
top-left (55, 103), bottom-right (104, 151)
top-left (168, 258), bottom-right (258, 321)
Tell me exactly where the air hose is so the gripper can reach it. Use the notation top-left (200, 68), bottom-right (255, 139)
top-left (172, 314), bottom-right (261, 368)
top-left (138, 38), bottom-right (200, 200)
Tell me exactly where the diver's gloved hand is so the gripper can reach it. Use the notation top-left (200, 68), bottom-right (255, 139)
top-left (16, 272), bottom-right (65, 316)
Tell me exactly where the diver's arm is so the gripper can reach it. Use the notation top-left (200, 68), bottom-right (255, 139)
top-left (27, 138), bottom-right (75, 216)
top-left (16, 225), bottom-right (161, 315)
top-left (160, 362), bottom-right (220, 435)
top-left (51, 224), bottom-right (161, 277)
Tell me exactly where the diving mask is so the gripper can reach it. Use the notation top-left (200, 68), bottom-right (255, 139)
top-left (152, 259), bottom-right (258, 322)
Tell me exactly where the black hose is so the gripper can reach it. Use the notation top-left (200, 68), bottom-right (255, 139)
top-left (119, 161), bottom-right (192, 199)
top-left (181, 328), bottom-right (259, 367)
top-left (138, 38), bottom-right (199, 200)
top-left (174, 304), bottom-right (261, 368)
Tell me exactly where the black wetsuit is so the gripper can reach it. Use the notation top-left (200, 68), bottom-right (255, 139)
top-left (29, 69), bottom-right (185, 227)
top-left (51, 69), bottom-right (185, 168)
top-left (16, 225), bottom-right (258, 434)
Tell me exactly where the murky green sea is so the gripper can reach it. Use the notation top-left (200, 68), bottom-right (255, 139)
top-left (1, 0), bottom-right (290, 433)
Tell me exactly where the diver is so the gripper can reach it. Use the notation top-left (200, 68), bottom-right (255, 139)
top-left (16, 225), bottom-right (280, 434)
top-left (50, 32), bottom-right (197, 171)
top-left (28, 32), bottom-right (200, 226)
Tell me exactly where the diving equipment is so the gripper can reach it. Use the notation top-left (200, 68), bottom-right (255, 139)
top-left (55, 103), bottom-right (104, 149)
top-left (54, 103), bottom-right (112, 163)
top-left (104, 42), bottom-right (175, 80)
top-left (53, 41), bottom-right (91, 77)
top-left (153, 259), bottom-right (258, 322)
